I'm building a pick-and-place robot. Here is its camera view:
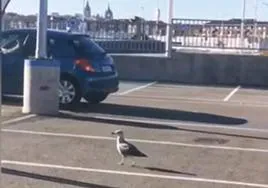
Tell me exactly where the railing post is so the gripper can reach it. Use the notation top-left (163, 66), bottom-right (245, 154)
top-left (165, 0), bottom-right (173, 57)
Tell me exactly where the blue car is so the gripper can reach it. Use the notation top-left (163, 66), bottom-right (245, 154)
top-left (1, 29), bottom-right (119, 108)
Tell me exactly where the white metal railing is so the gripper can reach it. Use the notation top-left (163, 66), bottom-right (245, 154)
top-left (172, 18), bottom-right (268, 52)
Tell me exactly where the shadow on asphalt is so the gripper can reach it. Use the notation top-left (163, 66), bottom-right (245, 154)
top-left (3, 97), bottom-right (247, 126)
top-left (132, 165), bottom-right (197, 176)
top-left (59, 112), bottom-right (179, 130)
top-left (2, 168), bottom-right (118, 188)
top-left (2, 97), bottom-right (23, 106)
top-left (68, 102), bottom-right (247, 126)
top-left (3, 97), bottom-right (267, 140)
top-left (58, 112), bottom-right (268, 140)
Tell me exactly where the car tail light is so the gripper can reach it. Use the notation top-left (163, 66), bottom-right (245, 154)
top-left (75, 59), bottom-right (95, 72)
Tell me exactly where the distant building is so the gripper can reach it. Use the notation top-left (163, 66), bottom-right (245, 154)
top-left (84, 0), bottom-right (91, 19)
top-left (104, 3), bottom-right (113, 20)
top-left (4, 6), bottom-right (268, 43)
top-left (51, 12), bottom-right (60, 17)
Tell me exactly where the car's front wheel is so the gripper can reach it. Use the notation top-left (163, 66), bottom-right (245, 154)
top-left (59, 75), bottom-right (81, 108)
top-left (84, 92), bottom-right (108, 104)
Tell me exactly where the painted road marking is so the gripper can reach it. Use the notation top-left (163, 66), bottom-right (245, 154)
top-left (2, 114), bottom-right (37, 125)
top-left (224, 86), bottom-right (241, 102)
top-left (2, 129), bottom-right (268, 153)
top-left (117, 81), bottom-right (157, 96)
top-left (2, 160), bottom-right (268, 188)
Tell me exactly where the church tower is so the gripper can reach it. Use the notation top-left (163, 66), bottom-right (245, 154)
top-left (84, 1), bottom-right (91, 19)
top-left (156, 8), bottom-right (160, 23)
top-left (105, 3), bottom-right (113, 20)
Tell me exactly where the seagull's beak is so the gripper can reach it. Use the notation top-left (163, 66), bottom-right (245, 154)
top-left (111, 132), bottom-right (115, 135)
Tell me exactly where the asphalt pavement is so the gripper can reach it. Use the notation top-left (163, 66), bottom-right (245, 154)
top-left (1, 81), bottom-right (268, 188)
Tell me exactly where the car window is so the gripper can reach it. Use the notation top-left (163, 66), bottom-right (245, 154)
top-left (72, 35), bottom-right (106, 58)
top-left (48, 36), bottom-right (76, 58)
top-left (0, 32), bottom-right (27, 54)
top-left (0, 34), bottom-right (20, 51)
top-left (23, 34), bottom-right (36, 57)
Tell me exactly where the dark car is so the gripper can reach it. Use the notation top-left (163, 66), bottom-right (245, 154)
top-left (1, 29), bottom-right (119, 107)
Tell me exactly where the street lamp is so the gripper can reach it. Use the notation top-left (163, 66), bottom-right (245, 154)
top-left (35, 0), bottom-right (48, 58)
top-left (241, 0), bottom-right (246, 48)
top-left (81, 0), bottom-right (86, 34)
top-left (254, 0), bottom-right (259, 48)
top-left (166, 0), bottom-right (173, 57)
top-left (82, 0), bottom-right (85, 21)
top-left (23, 0), bottom-right (60, 115)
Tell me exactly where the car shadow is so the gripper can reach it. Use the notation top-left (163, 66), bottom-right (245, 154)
top-left (2, 96), bottom-right (23, 106)
top-left (2, 168), bottom-right (118, 188)
top-left (58, 112), bottom-right (268, 140)
top-left (3, 97), bottom-right (267, 140)
top-left (3, 97), bottom-right (247, 126)
top-left (132, 165), bottom-right (197, 176)
top-left (67, 102), bottom-right (247, 126)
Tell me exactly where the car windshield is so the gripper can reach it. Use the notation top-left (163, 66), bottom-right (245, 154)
top-left (73, 35), bottom-right (106, 57)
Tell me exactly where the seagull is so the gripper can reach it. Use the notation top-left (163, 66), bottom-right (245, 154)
top-left (111, 129), bottom-right (148, 166)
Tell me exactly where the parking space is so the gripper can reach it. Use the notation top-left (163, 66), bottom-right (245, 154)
top-left (123, 83), bottom-right (235, 101)
top-left (1, 105), bottom-right (22, 122)
top-left (1, 81), bottom-right (268, 188)
top-left (229, 87), bottom-right (268, 105)
top-left (1, 96), bottom-right (24, 123)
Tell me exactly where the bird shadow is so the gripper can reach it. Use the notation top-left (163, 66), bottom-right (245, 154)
top-left (1, 168), bottom-right (118, 188)
top-left (132, 165), bottom-right (197, 176)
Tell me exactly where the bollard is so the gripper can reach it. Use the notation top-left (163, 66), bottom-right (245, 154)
top-left (22, 59), bottom-right (60, 115)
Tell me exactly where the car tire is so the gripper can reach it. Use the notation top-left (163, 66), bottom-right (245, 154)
top-left (59, 75), bottom-right (81, 109)
top-left (84, 92), bottom-right (108, 104)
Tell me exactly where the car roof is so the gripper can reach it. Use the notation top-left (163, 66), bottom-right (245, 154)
top-left (3, 28), bottom-right (89, 38)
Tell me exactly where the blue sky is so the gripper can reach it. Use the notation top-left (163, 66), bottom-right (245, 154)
top-left (5, 0), bottom-right (268, 21)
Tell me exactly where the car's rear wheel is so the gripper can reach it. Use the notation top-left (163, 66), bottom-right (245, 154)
top-left (84, 92), bottom-right (108, 104)
top-left (59, 75), bottom-right (81, 108)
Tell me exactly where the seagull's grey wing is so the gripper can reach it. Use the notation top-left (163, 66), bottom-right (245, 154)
top-left (124, 141), bottom-right (148, 157)
top-left (119, 143), bottom-right (130, 156)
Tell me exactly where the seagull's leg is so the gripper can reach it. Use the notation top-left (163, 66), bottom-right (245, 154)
top-left (118, 156), bottom-right (124, 165)
top-left (130, 159), bottom-right (136, 167)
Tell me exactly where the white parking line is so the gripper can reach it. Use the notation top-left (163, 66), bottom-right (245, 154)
top-left (2, 114), bottom-right (37, 125)
top-left (223, 86), bottom-right (241, 102)
top-left (2, 160), bottom-right (268, 188)
top-left (117, 81), bottom-right (157, 96)
top-left (2, 129), bottom-right (268, 153)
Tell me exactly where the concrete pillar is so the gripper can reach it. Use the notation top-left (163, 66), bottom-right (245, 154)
top-left (22, 59), bottom-right (60, 115)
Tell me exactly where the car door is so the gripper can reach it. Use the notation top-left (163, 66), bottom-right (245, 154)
top-left (1, 32), bottom-right (28, 95)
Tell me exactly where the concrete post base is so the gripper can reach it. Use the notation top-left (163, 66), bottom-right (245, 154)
top-left (22, 59), bottom-right (60, 115)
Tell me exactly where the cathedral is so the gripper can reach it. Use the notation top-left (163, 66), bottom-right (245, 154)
top-left (83, 1), bottom-right (114, 20)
